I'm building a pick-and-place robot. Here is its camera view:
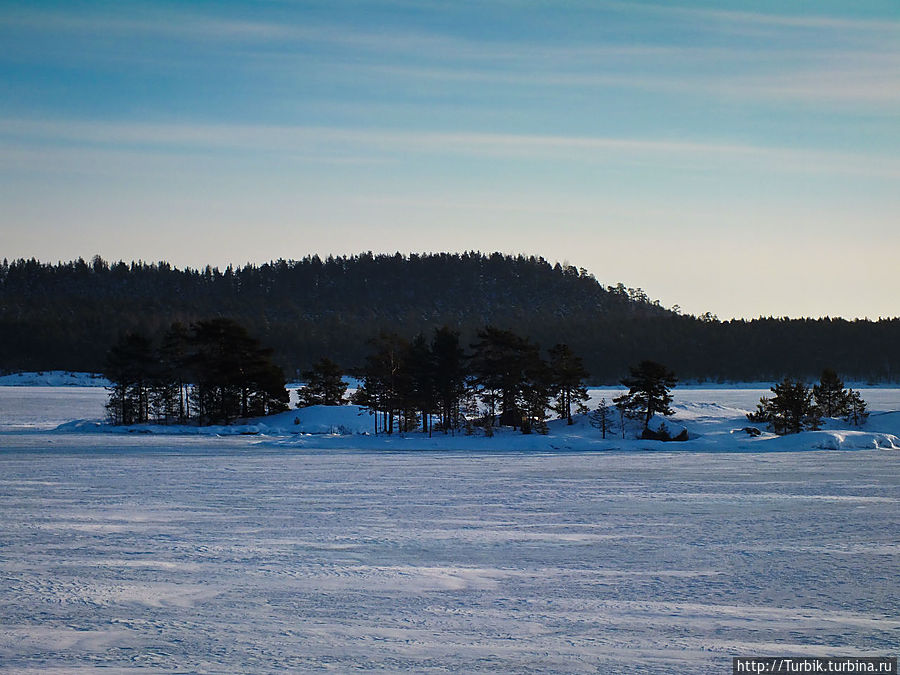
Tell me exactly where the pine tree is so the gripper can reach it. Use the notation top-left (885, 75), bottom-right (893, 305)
top-left (187, 318), bottom-right (288, 425)
top-left (613, 360), bottom-right (677, 431)
top-left (431, 326), bottom-right (467, 433)
top-left (750, 378), bottom-right (821, 435)
top-left (518, 355), bottom-right (551, 434)
top-left (589, 398), bottom-right (615, 439)
top-left (152, 322), bottom-right (189, 423)
top-left (406, 333), bottom-right (437, 434)
top-left (470, 326), bottom-right (548, 432)
top-left (469, 327), bottom-right (528, 428)
top-left (103, 332), bottom-right (155, 425)
top-left (813, 368), bottom-right (850, 417)
top-left (297, 357), bottom-right (348, 407)
top-left (547, 343), bottom-right (590, 424)
top-left (246, 361), bottom-right (290, 418)
top-left (356, 332), bottom-right (409, 434)
top-left (844, 389), bottom-right (869, 426)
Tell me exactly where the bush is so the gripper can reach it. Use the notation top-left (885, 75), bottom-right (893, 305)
top-left (640, 422), bottom-right (688, 442)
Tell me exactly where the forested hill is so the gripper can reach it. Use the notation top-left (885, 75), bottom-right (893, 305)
top-left (1, 253), bottom-right (898, 382)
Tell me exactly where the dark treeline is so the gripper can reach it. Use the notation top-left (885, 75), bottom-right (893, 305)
top-left (1, 253), bottom-right (898, 382)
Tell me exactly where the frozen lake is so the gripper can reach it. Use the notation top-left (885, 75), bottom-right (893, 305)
top-left (0, 435), bottom-right (897, 674)
top-left (0, 386), bottom-right (109, 431)
top-left (4, 385), bottom-right (900, 432)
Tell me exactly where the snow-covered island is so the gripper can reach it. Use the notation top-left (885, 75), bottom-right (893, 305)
top-left (4, 374), bottom-right (898, 452)
top-left (56, 400), bottom-right (900, 452)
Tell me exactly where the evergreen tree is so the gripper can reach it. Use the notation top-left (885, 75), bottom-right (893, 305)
top-left (103, 332), bottom-right (155, 425)
top-left (406, 333), bottom-right (437, 434)
top-left (245, 361), bottom-right (291, 418)
top-left (517, 354), bottom-right (551, 434)
top-left (750, 378), bottom-right (821, 435)
top-left (547, 343), bottom-right (590, 424)
top-left (152, 322), bottom-right (190, 423)
top-left (613, 360), bottom-right (677, 431)
top-left (813, 368), bottom-right (850, 417)
top-left (188, 319), bottom-right (245, 424)
top-left (430, 326), bottom-right (467, 433)
top-left (844, 389), bottom-right (869, 426)
top-left (470, 326), bottom-right (540, 427)
top-left (355, 332), bottom-right (409, 434)
top-left (589, 398), bottom-right (615, 439)
top-left (187, 318), bottom-right (288, 425)
top-left (297, 357), bottom-right (348, 407)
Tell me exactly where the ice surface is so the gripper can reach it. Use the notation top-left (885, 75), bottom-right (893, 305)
top-left (0, 386), bottom-right (109, 431)
top-left (0, 371), bottom-right (110, 387)
top-left (1, 386), bottom-right (898, 672)
top-left (0, 433), bottom-right (898, 673)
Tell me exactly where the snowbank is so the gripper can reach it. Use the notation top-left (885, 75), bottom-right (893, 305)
top-left (773, 430), bottom-right (900, 451)
top-left (55, 405), bottom-right (374, 437)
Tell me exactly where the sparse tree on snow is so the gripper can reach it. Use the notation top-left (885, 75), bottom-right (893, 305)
top-left (613, 360), bottom-right (677, 432)
top-left (844, 389), bottom-right (869, 427)
top-left (547, 343), bottom-right (590, 425)
top-left (589, 398), bottom-right (615, 439)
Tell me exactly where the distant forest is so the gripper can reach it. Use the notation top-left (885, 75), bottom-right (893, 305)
top-left (1, 253), bottom-right (898, 383)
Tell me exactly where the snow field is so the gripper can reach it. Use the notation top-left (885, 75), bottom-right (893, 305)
top-left (0, 444), bottom-right (897, 673)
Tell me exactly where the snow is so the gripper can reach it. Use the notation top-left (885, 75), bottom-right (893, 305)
top-left (0, 434), bottom-right (897, 673)
top-left (0, 386), bottom-right (898, 670)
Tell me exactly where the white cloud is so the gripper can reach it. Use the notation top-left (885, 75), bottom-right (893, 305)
top-left (2, 119), bottom-right (897, 179)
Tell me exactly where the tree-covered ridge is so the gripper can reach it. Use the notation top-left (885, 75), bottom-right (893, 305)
top-left (0, 252), bottom-right (664, 373)
top-left (1, 252), bottom-right (898, 382)
top-left (0, 252), bottom-right (661, 320)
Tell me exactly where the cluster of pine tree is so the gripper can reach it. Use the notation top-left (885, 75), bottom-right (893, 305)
top-left (747, 369), bottom-right (868, 435)
top-left (103, 314), bottom-right (868, 440)
top-left (298, 326), bottom-right (590, 435)
top-left (104, 318), bottom-right (289, 426)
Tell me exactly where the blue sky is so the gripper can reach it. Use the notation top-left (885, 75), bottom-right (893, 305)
top-left (1, 0), bottom-right (898, 318)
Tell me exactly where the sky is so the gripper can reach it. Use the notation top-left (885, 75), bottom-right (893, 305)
top-left (1, 0), bottom-right (898, 319)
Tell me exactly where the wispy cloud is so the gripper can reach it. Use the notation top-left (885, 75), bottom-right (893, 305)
top-left (2, 119), bottom-right (897, 179)
top-left (587, 0), bottom-right (900, 34)
top-left (6, 2), bottom-right (897, 52)
top-left (6, 3), bottom-right (896, 111)
top-left (1, 9), bottom-right (298, 41)
top-left (346, 56), bottom-right (900, 106)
